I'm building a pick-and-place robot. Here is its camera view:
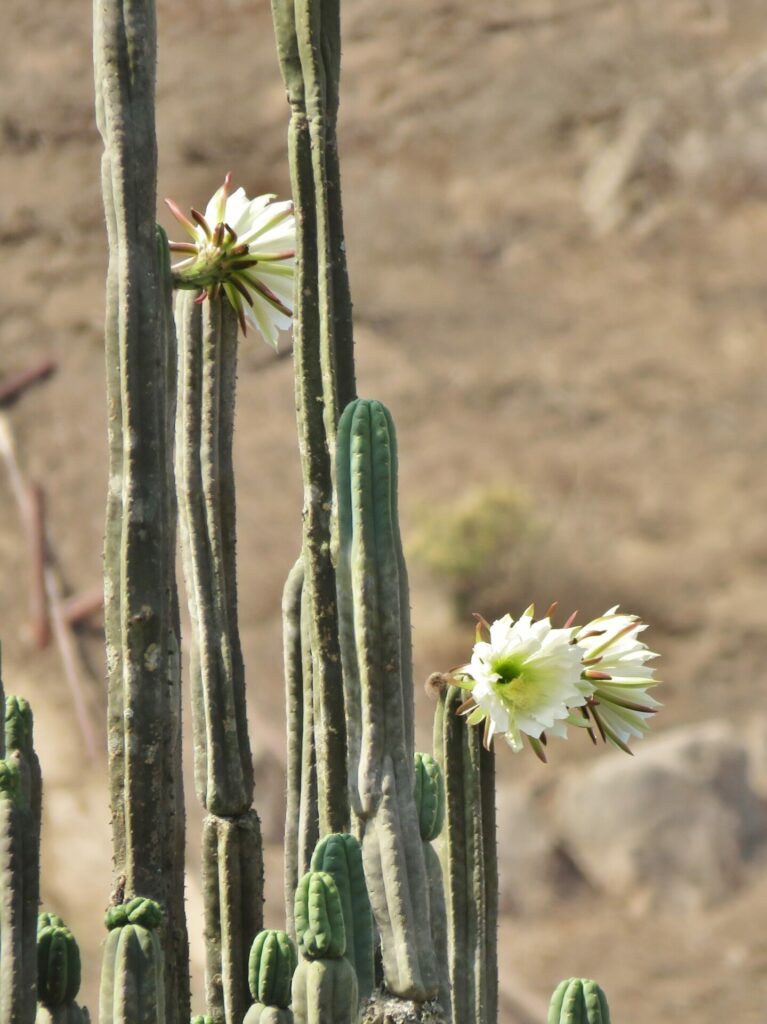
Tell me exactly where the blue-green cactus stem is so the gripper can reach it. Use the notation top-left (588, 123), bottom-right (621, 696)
top-left (434, 685), bottom-right (498, 1024)
top-left (243, 1007), bottom-right (293, 1024)
top-left (548, 979), bottom-right (611, 1024)
top-left (248, 930), bottom-right (297, 1009)
top-left (291, 958), bottom-right (357, 1024)
top-left (310, 834), bottom-right (374, 1000)
top-left (94, 0), bottom-right (188, 1004)
top-left (414, 754), bottom-right (444, 844)
top-left (335, 399), bottom-right (436, 1002)
top-left (37, 923), bottom-right (81, 1008)
top-left (0, 759), bottom-right (27, 1024)
top-left (99, 899), bottom-right (165, 1024)
top-left (294, 872), bottom-right (346, 961)
top-left (201, 812), bottom-right (264, 1024)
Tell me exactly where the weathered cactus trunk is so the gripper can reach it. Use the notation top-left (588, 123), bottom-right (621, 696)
top-left (434, 686), bottom-right (498, 1024)
top-left (271, 0), bottom-right (356, 860)
top-left (93, 0), bottom-right (188, 1018)
top-left (175, 292), bottom-right (264, 1024)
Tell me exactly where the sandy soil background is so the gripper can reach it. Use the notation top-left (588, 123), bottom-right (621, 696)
top-left (2, 0), bottom-right (767, 1019)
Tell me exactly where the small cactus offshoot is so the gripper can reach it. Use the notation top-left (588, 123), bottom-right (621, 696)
top-left (548, 978), bottom-right (611, 1024)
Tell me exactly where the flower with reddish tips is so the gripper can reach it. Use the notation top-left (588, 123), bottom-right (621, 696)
top-left (454, 606), bottom-right (585, 759)
top-left (574, 607), bottom-right (661, 753)
top-left (166, 173), bottom-right (295, 348)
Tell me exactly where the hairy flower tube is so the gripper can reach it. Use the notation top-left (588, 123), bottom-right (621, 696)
top-left (455, 607), bottom-right (585, 759)
top-left (574, 607), bottom-right (661, 753)
top-left (166, 173), bottom-right (295, 347)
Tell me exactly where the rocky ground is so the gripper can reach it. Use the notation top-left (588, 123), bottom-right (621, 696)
top-left (2, 0), bottom-right (767, 1019)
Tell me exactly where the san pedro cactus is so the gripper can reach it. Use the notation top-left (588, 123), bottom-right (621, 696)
top-left (335, 398), bottom-right (439, 1006)
top-left (93, 0), bottom-right (188, 1013)
top-left (243, 929), bottom-right (297, 1024)
top-left (175, 290), bottom-right (264, 1024)
top-left (99, 899), bottom-right (165, 1024)
top-left (292, 872), bottom-right (357, 1024)
top-left (36, 914), bottom-right (89, 1024)
top-left (309, 833), bottom-right (374, 1000)
top-left (548, 979), bottom-right (611, 1024)
top-left (413, 754), bottom-right (450, 1019)
top-left (1, 695), bottom-right (43, 1024)
top-left (434, 685), bottom-right (498, 1024)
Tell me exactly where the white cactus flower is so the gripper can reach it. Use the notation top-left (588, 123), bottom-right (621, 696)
top-left (574, 607), bottom-right (661, 751)
top-left (166, 173), bottom-right (295, 348)
top-left (456, 607), bottom-right (585, 758)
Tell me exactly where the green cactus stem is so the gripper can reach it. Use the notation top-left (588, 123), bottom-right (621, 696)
top-left (433, 685), bottom-right (498, 1024)
top-left (0, 759), bottom-right (27, 1024)
top-left (310, 833), bottom-right (374, 1001)
top-left (94, 0), bottom-right (188, 1012)
top-left (35, 915), bottom-right (89, 1024)
top-left (335, 399), bottom-right (437, 1004)
top-left (413, 754), bottom-right (450, 1020)
top-left (283, 561), bottom-right (319, 934)
top-left (99, 899), bottom-right (165, 1024)
top-left (291, 871), bottom-right (357, 1024)
top-left (548, 979), bottom-right (611, 1024)
top-left (175, 290), bottom-right (265, 1023)
top-left (272, 0), bottom-right (357, 840)
top-left (245, 933), bottom-right (296, 1011)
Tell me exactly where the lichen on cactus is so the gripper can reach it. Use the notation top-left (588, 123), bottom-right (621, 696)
top-left (434, 685), bottom-right (498, 1024)
top-left (291, 871), bottom-right (357, 1024)
top-left (310, 833), bottom-right (374, 1000)
top-left (335, 398), bottom-right (438, 1005)
top-left (99, 898), bottom-right (165, 1024)
top-left (548, 979), bottom-right (611, 1024)
top-left (243, 929), bottom-right (297, 1024)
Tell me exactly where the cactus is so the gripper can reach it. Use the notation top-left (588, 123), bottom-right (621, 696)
top-left (175, 289), bottom-right (264, 1024)
top-left (99, 899), bottom-right (165, 1024)
top-left (335, 398), bottom-right (439, 1007)
top-left (36, 914), bottom-right (89, 1024)
top-left (548, 979), bottom-right (611, 1024)
top-left (291, 872), bottom-right (357, 1024)
top-left (309, 833), bottom-right (374, 1000)
top-left (434, 686), bottom-right (498, 1024)
top-left (413, 755), bottom-right (450, 1019)
top-left (0, 696), bottom-right (42, 1024)
top-left (243, 929), bottom-right (297, 1024)
top-left (93, 0), bottom-right (188, 1014)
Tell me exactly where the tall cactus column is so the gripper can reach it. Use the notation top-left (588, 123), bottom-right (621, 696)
top-left (175, 292), bottom-right (264, 1024)
top-left (336, 400), bottom-right (441, 1016)
top-left (433, 685), bottom-right (498, 1024)
top-left (271, 0), bottom-right (356, 850)
top-left (94, 0), bottom-right (188, 1019)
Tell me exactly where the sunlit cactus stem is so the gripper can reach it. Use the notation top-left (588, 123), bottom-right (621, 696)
top-left (548, 979), bottom-right (611, 1024)
top-left (433, 684), bottom-right (498, 1024)
top-left (93, 0), bottom-right (188, 1015)
top-left (99, 899), bottom-right (165, 1024)
top-left (243, 929), bottom-right (298, 1024)
top-left (175, 290), bottom-right (264, 1023)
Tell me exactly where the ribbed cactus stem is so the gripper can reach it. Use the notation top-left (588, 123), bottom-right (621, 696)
top-left (99, 899), bottom-right (165, 1024)
top-left (548, 979), bottom-right (611, 1024)
top-left (310, 834), bottom-right (374, 999)
top-left (244, 929), bottom-right (297, 1023)
top-left (94, 0), bottom-right (187, 1012)
top-left (336, 399), bottom-right (437, 1004)
top-left (35, 913), bottom-right (89, 1024)
top-left (175, 290), bottom-right (264, 1023)
top-left (434, 686), bottom-right (498, 1024)
top-left (272, 0), bottom-right (356, 839)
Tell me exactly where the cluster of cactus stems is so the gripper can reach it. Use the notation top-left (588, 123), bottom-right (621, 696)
top-left (0, 0), bottom-right (621, 1023)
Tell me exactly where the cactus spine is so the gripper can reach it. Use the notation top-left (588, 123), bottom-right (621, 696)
top-left (36, 914), bottom-right (89, 1024)
top-left (0, 695), bottom-right (43, 1024)
top-left (433, 686), bottom-right (498, 1024)
top-left (93, 0), bottom-right (188, 1014)
top-left (309, 833), bottom-right (374, 1000)
top-left (99, 899), bottom-right (165, 1024)
top-left (413, 754), bottom-right (450, 1019)
top-left (243, 930), bottom-right (297, 1024)
top-left (548, 979), bottom-right (611, 1024)
top-left (335, 399), bottom-right (439, 1007)
top-left (175, 290), bottom-right (264, 1024)
top-left (292, 873), bottom-right (357, 1024)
